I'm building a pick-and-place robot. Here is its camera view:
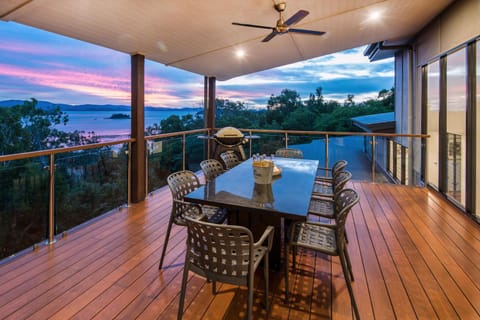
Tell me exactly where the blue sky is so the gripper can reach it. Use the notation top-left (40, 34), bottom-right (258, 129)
top-left (0, 21), bottom-right (394, 109)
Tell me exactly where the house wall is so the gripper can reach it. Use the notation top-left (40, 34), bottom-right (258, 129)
top-left (396, 0), bottom-right (480, 213)
top-left (401, 0), bottom-right (480, 137)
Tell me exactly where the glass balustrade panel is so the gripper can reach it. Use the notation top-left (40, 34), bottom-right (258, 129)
top-left (185, 134), bottom-right (205, 172)
top-left (54, 145), bottom-right (128, 234)
top-left (147, 136), bottom-right (183, 193)
top-left (0, 158), bottom-right (49, 259)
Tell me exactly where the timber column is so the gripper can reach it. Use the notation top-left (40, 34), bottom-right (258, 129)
top-left (131, 54), bottom-right (146, 203)
top-left (204, 76), bottom-right (216, 159)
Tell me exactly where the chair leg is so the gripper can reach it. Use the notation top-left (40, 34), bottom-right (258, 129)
top-left (284, 242), bottom-right (290, 303)
top-left (159, 217), bottom-right (174, 269)
top-left (247, 274), bottom-right (253, 320)
top-left (212, 280), bottom-right (217, 294)
top-left (343, 245), bottom-right (354, 281)
top-left (292, 246), bottom-right (297, 273)
top-left (264, 253), bottom-right (269, 312)
top-left (177, 260), bottom-right (190, 320)
top-left (339, 251), bottom-right (360, 320)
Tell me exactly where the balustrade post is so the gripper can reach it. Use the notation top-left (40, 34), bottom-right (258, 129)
top-left (144, 141), bottom-right (149, 197)
top-left (47, 154), bottom-right (56, 245)
top-left (127, 142), bottom-right (132, 206)
top-left (285, 132), bottom-right (289, 148)
top-left (182, 133), bottom-right (186, 170)
top-left (325, 134), bottom-right (329, 170)
top-left (248, 130), bottom-right (253, 158)
top-left (371, 136), bottom-right (376, 183)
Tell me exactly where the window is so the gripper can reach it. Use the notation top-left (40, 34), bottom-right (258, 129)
top-left (476, 41), bottom-right (480, 218)
top-left (445, 48), bottom-right (466, 205)
top-left (426, 61), bottom-right (440, 188)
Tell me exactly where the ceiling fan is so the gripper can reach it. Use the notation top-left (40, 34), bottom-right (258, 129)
top-left (232, 2), bottom-right (325, 42)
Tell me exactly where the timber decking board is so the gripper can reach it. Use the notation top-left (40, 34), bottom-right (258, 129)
top-left (0, 182), bottom-right (479, 319)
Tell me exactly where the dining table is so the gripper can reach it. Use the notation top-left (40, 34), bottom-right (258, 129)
top-left (184, 157), bottom-right (319, 269)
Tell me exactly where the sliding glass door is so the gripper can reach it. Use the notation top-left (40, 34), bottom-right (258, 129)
top-left (426, 61), bottom-right (440, 189)
top-left (445, 48), bottom-right (467, 206)
top-left (476, 41), bottom-right (480, 218)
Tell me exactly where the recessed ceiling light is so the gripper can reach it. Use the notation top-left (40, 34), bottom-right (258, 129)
top-left (369, 10), bottom-right (382, 21)
top-left (235, 49), bottom-right (246, 59)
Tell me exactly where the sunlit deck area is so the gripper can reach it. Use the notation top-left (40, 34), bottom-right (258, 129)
top-left (0, 181), bottom-right (479, 319)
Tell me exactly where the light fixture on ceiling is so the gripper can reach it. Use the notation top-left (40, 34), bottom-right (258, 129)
top-left (235, 49), bottom-right (246, 59)
top-left (368, 10), bottom-right (382, 22)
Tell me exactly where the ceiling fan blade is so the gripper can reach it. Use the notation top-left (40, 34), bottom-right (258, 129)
top-left (262, 31), bottom-right (278, 42)
top-left (289, 28), bottom-right (326, 36)
top-left (232, 22), bottom-right (274, 30)
top-left (284, 10), bottom-right (309, 26)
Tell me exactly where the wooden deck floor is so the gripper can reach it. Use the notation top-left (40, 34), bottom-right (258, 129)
top-left (0, 182), bottom-right (479, 319)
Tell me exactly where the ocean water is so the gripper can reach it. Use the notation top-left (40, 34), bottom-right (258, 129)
top-left (56, 109), bottom-right (199, 139)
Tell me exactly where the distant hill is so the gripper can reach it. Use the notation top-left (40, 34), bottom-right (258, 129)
top-left (0, 99), bottom-right (202, 112)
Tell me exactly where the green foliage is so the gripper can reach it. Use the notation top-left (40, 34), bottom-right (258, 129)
top-left (215, 98), bottom-right (265, 129)
top-left (0, 99), bottom-right (122, 259)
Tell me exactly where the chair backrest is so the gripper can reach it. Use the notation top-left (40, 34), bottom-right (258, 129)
top-left (331, 160), bottom-right (348, 177)
top-left (220, 150), bottom-right (242, 169)
top-left (167, 170), bottom-right (203, 225)
top-left (200, 159), bottom-right (225, 181)
top-left (185, 217), bottom-right (254, 284)
top-left (333, 170), bottom-right (352, 193)
top-left (167, 170), bottom-right (201, 200)
top-left (334, 188), bottom-right (359, 244)
top-left (275, 148), bottom-right (304, 159)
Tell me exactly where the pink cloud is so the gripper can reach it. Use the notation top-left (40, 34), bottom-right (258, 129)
top-left (0, 63), bottom-right (202, 106)
top-left (0, 63), bottom-right (131, 103)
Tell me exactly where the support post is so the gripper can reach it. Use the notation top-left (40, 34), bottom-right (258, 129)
top-left (47, 154), bottom-right (56, 244)
top-left (131, 54), bottom-right (146, 203)
top-left (205, 76), bottom-right (216, 159)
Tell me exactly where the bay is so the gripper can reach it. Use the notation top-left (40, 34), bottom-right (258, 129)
top-left (55, 109), bottom-right (199, 140)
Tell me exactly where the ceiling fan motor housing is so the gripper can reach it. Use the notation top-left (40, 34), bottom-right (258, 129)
top-left (275, 2), bottom-right (287, 12)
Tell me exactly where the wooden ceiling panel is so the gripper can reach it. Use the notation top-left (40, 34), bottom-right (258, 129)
top-left (2, 0), bottom-right (455, 81)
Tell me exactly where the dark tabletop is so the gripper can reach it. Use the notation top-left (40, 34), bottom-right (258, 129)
top-left (185, 157), bottom-right (318, 220)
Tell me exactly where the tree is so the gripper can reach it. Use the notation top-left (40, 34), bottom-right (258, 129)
top-left (266, 89), bottom-right (303, 127)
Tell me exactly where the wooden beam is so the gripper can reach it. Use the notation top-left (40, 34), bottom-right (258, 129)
top-left (205, 77), bottom-right (216, 158)
top-left (131, 54), bottom-right (146, 203)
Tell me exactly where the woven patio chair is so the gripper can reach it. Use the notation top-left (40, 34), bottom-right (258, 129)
top-left (315, 159), bottom-right (348, 182)
top-left (178, 216), bottom-right (274, 320)
top-left (285, 188), bottom-right (360, 320)
top-left (159, 170), bottom-right (228, 269)
top-left (312, 170), bottom-right (352, 198)
top-left (220, 150), bottom-right (242, 169)
top-left (274, 148), bottom-right (304, 159)
top-left (308, 190), bottom-right (350, 243)
top-left (200, 159), bottom-right (225, 181)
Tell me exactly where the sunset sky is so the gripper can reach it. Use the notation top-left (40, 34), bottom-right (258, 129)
top-left (0, 21), bottom-right (394, 109)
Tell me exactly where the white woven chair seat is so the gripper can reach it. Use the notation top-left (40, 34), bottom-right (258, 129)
top-left (291, 222), bottom-right (337, 255)
top-left (308, 198), bottom-right (335, 218)
top-left (312, 183), bottom-right (334, 196)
